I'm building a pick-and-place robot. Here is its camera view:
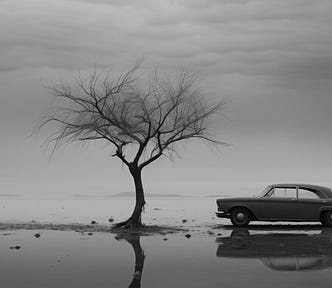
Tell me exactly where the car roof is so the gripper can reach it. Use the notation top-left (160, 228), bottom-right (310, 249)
top-left (271, 183), bottom-right (332, 196)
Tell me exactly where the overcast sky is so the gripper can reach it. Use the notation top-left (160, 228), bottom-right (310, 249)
top-left (1, 0), bottom-right (332, 197)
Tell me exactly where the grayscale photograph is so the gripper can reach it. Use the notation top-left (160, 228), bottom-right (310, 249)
top-left (1, 0), bottom-right (332, 287)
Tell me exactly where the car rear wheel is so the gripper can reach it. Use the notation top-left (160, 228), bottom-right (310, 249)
top-left (230, 208), bottom-right (250, 227)
top-left (321, 211), bottom-right (332, 227)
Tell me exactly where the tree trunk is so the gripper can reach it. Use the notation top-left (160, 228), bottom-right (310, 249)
top-left (129, 166), bottom-right (145, 226)
top-left (114, 165), bottom-right (145, 229)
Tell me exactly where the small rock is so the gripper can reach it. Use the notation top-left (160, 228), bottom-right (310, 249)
top-left (108, 218), bottom-right (114, 223)
top-left (217, 233), bottom-right (222, 236)
top-left (88, 232), bottom-right (93, 236)
top-left (163, 238), bottom-right (168, 241)
top-left (185, 234), bottom-right (191, 239)
top-left (57, 260), bottom-right (62, 262)
top-left (207, 231), bottom-right (214, 235)
top-left (91, 221), bottom-right (97, 225)
top-left (182, 219), bottom-right (188, 223)
top-left (34, 233), bottom-right (41, 238)
top-left (10, 245), bottom-right (21, 250)
top-left (153, 208), bottom-right (162, 211)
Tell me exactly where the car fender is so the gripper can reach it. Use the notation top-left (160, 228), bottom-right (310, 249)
top-left (228, 204), bottom-right (258, 220)
top-left (319, 206), bottom-right (332, 215)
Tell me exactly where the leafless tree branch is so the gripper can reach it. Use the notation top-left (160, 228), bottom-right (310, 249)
top-left (38, 62), bottom-right (227, 169)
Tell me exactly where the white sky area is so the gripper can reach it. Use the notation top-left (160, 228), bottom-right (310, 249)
top-left (0, 0), bottom-right (332, 198)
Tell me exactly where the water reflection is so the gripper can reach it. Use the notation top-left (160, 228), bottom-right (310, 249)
top-left (216, 229), bottom-right (332, 271)
top-left (116, 234), bottom-right (145, 288)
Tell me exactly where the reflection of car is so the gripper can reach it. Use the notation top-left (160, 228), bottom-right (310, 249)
top-left (216, 184), bottom-right (332, 227)
top-left (216, 229), bottom-right (332, 271)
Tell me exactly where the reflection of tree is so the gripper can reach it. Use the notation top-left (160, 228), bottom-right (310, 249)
top-left (117, 234), bottom-right (145, 288)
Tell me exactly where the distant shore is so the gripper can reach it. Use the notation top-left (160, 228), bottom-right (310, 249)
top-left (73, 192), bottom-right (183, 198)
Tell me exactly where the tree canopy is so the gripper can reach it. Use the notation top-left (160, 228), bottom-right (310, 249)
top-left (39, 62), bottom-right (227, 228)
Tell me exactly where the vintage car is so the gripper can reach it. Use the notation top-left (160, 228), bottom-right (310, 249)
top-left (216, 184), bottom-right (332, 227)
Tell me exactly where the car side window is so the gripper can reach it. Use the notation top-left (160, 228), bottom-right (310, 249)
top-left (266, 187), bottom-right (297, 198)
top-left (298, 188), bottom-right (320, 199)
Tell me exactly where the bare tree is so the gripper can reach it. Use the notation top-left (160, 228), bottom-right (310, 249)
top-left (39, 62), bottom-right (227, 228)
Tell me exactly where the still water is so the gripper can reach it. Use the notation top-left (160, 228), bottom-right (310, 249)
top-left (1, 228), bottom-right (332, 288)
top-left (0, 198), bottom-right (332, 287)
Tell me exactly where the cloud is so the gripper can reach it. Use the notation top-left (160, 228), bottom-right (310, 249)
top-left (2, 0), bottom-right (332, 143)
top-left (0, 0), bottom-right (330, 84)
top-left (1, 0), bottom-right (332, 191)
top-left (65, 0), bottom-right (143, 6)
top-left (1, 0), bottom-right (332, 123)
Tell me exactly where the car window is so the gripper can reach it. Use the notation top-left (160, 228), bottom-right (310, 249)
top-left (258, 186), bottom-right (272, 197)
top-left (298, 188), bottom-right (320, 199)
top-left (266, 187), bottom-right (297, 198)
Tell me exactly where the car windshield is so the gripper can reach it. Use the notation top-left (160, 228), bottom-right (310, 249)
top-left (257, 186), bottom-right (272, 198)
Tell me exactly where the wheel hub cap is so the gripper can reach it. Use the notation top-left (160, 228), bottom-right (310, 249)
top-left (236, 213), bottom-right (245, 221)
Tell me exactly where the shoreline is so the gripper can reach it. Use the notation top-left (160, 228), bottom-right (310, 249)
top-left (0, 221), bottom-right (330, 235)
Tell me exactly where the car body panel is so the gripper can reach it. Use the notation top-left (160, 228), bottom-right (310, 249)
top-left (216, 197), bottom-right (260, 219)
top-left (216, 184), bottom-right (332, 224)
top-left (298, 199), bottom-right (325, 220)
top-left (257, 197), bottom-right (298, 220)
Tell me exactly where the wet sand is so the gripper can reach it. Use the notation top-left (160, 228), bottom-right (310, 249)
top-left (1, 222), bottom-right (332, 288)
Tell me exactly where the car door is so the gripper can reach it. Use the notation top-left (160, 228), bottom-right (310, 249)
top-left (297, 188), bottom-right (323, 220)
top-left (258, 187), bottom-right (298, 220)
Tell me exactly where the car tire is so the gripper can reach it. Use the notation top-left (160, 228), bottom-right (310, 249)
top-left (230, 208), bottom-right (250, 227)
top-left (321, 211), bottom-right (332, 227)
